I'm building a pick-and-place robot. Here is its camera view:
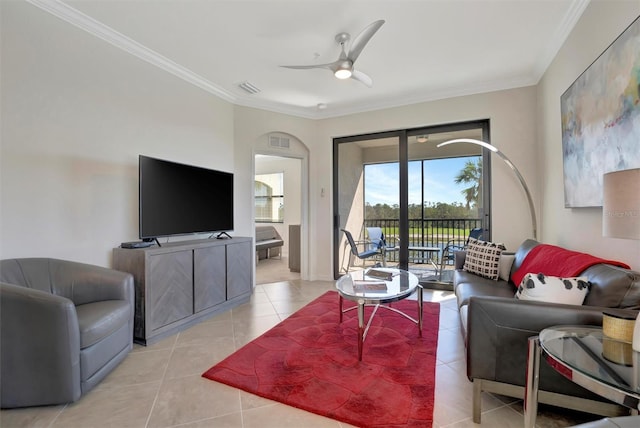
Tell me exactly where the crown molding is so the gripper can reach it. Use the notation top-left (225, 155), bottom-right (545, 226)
top-left (26, 0), bottom-right (236, 103)
top-left (25, 0), bottom-right (589, 121)
top-left (236, 73), bottom-right (539, 120)
top-left (531, 0), bottom-right (590, 81)
top-left (233, 97), bottom-right (321, 120)
top-left (311, 75), bottom-right (538, 119)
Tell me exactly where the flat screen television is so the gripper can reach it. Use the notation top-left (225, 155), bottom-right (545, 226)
top-left (139, 155), bottom-right (233, 241)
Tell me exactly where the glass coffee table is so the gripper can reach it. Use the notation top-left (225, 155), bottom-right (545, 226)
top-left (525, 325), bottom-right (640, 428)
top-left (335, 267), bottom-right (421, 361)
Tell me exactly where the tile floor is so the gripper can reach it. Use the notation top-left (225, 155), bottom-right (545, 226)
top-left (1, 260), bottom-right (603, 428)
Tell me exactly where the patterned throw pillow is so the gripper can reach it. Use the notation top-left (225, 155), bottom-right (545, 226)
top-left (463, 238), bottom-right (506, 280)
top-left (515, 273), bottom-right (590, 305)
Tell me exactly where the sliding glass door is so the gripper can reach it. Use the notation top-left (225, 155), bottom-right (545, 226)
top-left (333, 120), bottom-right (491, 283)
top-left (334, 131), bottom-right (405, 276)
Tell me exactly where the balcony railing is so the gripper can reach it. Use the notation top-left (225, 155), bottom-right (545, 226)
top-left (363, 218), bottom-right (482, 264)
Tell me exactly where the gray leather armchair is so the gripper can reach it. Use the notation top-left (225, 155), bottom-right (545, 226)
top-left (0, 258), bottom-right (134, 408)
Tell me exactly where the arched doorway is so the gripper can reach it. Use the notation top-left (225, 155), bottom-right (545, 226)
top-left (253, 132), bottom-right (310, 283)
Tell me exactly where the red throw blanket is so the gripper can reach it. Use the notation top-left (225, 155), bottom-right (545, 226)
top-left (511, 244), bottom-right (630, 286)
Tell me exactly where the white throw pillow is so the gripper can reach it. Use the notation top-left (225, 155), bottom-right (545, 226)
top-left (498, 253), bottom-right (515, 282)
top-left (515, 273), bottom-right (590, 305)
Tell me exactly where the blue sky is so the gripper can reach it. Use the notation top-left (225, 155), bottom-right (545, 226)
top-left (364, 157), bottom-right (479, 206)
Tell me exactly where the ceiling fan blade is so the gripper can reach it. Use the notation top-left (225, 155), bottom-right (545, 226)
top-left (351, 69), bottom-right (373, 87)
top-left (280, 62), bottom-right (336, 71)
top-left (347, 20), bottom-right (385, 63)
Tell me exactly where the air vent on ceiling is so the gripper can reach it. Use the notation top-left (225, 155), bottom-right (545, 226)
top-left (269, 135), bottom-right (290, 149)
top-left (238, 81), bottom-right (260, 94)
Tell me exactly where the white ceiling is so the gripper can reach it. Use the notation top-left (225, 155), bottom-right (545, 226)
top-left (38, 0), bottom-right (588, 119)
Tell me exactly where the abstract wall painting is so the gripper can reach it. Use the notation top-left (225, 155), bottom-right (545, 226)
top-left (561, 15), bottom-right (640, 208)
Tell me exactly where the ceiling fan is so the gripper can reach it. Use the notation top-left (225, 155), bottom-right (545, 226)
top-left (280, 20), bottom-right (385, 88)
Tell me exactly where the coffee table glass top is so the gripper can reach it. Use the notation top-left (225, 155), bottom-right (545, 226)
top-left (335, 268), bottom-right (419, 303)
top-left (539, 326), bottom-right (640, 399)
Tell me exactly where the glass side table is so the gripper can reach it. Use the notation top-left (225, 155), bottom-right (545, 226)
top-left (524, 326), bottom-right (640, 428)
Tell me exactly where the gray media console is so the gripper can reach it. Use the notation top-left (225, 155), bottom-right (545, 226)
top-left (113, 237), bottom-right (253, 345)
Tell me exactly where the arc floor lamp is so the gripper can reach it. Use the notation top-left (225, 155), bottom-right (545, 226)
top-left (437, 138), bottom-right (538, 240)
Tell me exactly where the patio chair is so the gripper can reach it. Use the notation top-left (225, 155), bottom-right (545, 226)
top-left (439, 227), bottom-right (484, 281)
top-left (366, 227), bottom-right (398, 264)
top-left (341, 229), bottom-right (385, 272)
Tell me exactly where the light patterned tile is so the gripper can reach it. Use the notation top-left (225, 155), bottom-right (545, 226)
top-left (173, 411), bottom-right (244, 427)
top-left (147, 375), bottom-right (240, 427)
top-left (439, 305), bottom-right (462, 330)
top-left (132, 334), bottom-right (177, 353)
top-left (232, 313), bottom-right (282, 347)
top-left (231, 300), bottom-right (279, 319)
top-left (51, 381), bottom-right (159, 428)
top-left (298, 282), bottom-right (336, 299)
top-left (242, 402), bottom-right (341, 428)
top-left (198, 308), bottom-right (234, 325)
top-left (97, 348), bottom-right (172, 388)
top-left (239, 390), bottom-right (279, 411)
top-left (174, 319), bottom-right (236, 348)
top-left (0, 405), bottom-right (64, 428)
top-left (262, 286), bottom-right (306, 303)
top-left (436, 328), bottom-right (466, 364)
top-left (270, 298), bottom-right (312, 315)
top-left (165, 342), bottom-right (236, 379)
top-left (443, 404), bottom-right (526, 428)
top-left (248, 289), bottom-right (273, 304)
top-left (433, 363), bottom-right (505, 427)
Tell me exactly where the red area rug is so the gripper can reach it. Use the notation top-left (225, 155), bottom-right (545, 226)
top-left (202, 290), bottom-right (440, 427)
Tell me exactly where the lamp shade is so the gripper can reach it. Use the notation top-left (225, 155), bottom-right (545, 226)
top-left (602, 168), bottom-right (640, 239)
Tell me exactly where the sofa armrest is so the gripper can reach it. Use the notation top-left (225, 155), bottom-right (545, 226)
top-left (54, 260), bottom-right (134, 307)
top-left (466, 296), bottom-right (615, 396)
top-left (1, 282), bottom-right (81, 408)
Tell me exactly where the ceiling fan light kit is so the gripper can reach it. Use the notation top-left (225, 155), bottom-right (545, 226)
top-left (280, 20), bottom-right (385, 87)
top-left (334, 61), bottom-right (353, 79)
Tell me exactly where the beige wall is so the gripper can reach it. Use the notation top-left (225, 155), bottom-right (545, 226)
top-left (537, 0), bottom-right (640, 270)
top-left (336, 143), bottom-right (366, 272)
top-left (0, 2), bottom-right (235, 267)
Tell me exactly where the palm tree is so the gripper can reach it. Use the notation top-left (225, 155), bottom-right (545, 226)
top-left (455, 159), bottom-right (482, 209)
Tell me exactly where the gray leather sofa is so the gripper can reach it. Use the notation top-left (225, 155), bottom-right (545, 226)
top-left (453, 239), bottom-right (640, 423)
top-left (0, 258), bottom-right (134, 408)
